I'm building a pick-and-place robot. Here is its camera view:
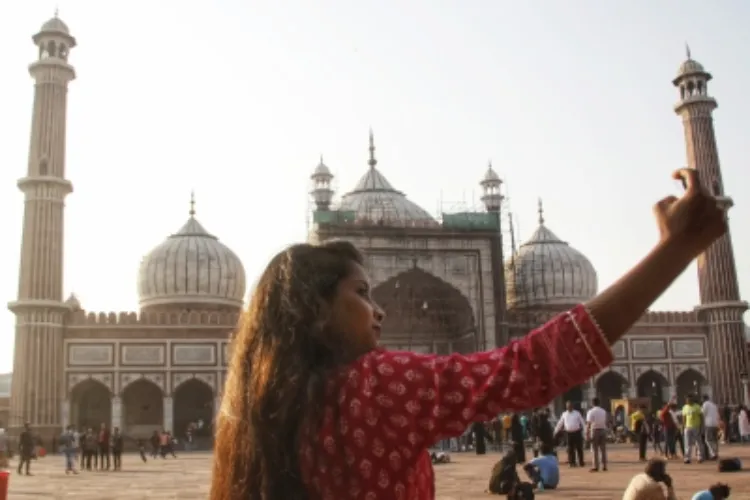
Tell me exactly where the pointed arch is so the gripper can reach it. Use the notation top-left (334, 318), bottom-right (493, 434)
top-left (636, 370), bottom-right (669, 410)
top-left (675, 368), bottom-right (708, 405)
top-left (70, 379), bottom-right (111, 430)
top-left (596, 371), bottom-right (629, 413)
top-left (121, 378), bottom-right (163, 438)
top-left (173, 378), bottom-right (214, 440)
top-left (372, 268), bottom-right (475, 352)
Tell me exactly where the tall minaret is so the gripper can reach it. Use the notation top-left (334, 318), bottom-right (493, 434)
top-left (7, 14), bottom-right (76, 433)
top-left (673, 48), bottom-right (749, 405)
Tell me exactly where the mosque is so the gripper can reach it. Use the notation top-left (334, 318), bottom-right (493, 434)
top-left (6, 14), bottom-right (748, 441)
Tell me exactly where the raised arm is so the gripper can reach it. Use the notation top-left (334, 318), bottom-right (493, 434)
top-left (341, 304), bottom-right (611, 447)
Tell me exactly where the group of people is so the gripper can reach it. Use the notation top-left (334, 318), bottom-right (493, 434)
top-left (629, 394), bottom-right (723, 463)
top-left (59, 423), bottom-right (125, 474)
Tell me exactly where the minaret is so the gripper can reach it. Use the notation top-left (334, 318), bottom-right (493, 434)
top-left (310, 155), bottom-right (334, 211)
top-left (7, 14), bottom-right (76, 433)
top-left (479, 162), bottom-right (507, 348)
top-left (673, 48), bottom-right (749, 404)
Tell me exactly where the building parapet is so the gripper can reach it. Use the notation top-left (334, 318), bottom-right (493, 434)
top-left (67, 310), bottom-right (241, 327)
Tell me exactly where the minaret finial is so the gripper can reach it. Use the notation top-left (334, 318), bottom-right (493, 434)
top-left (488, 159), bottom-right (493, 170)
top-left (685, 43), bottom-right (691, 60)
top-left (189, 191), bottom-right (196, 217)
top-left (54, 6), bottom-right (59, 18)
top-left (319, 153), bottom-right (324, 164)
top-left (537, 198), bottom-right (545, 225)
top-left (368, 128), bottom-right (377, 169)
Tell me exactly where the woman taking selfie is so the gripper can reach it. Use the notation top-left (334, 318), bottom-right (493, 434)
top-left (211, 168), bottom-right (727, 500)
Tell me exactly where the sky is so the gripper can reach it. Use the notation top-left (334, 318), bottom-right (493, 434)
top-left (1, 1), bottom-right (749, 373)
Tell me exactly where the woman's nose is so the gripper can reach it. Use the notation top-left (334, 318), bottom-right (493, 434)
top-left (374, 305), bottom-right (385, 322)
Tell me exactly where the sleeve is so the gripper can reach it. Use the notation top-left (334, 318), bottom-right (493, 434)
top-left (340, 304), bottom-right (613, 449)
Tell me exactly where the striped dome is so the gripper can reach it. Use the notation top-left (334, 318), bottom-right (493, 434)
top-left (137, 209), bottom-right (246, 312)
top-left (505, 212), bottom-right (597, 309)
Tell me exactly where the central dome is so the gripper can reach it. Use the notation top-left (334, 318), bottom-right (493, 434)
top-left (138, 199), bottom-right (246, 312)
top-left (337, 131), bottom-right (437, 226)
top-left (505, 203), bottom-right (597, 309)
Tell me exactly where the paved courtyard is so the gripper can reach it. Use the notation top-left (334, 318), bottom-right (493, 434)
top-left (5, 445), bottom-right (750, 499)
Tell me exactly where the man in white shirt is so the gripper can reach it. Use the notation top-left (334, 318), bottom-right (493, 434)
top-left (586, 398), bottom-right (608, 472)
top-left (701, 394), bottom-right (720, 459)
top-left (554, 400), bottom-right (586, 467)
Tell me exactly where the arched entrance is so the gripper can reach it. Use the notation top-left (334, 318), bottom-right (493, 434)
top-left (676, 369), bottom-right (708, 405)
top-left (636, 370), bottom-right (669, 411)
top-left (372, 268), bottom-right (475, 354)
top-left (122, 379), bottom-right (163, 438)
top-left (555, 385), bottom-right (585, 415)
top-left (173, 378), bottom-right (214, 440)
top-left (70, 380), bottom-right (111, 430)
top-left (596, 371), bottom-right (629, 414)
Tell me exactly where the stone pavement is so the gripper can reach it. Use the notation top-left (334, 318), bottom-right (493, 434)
top-left (5, 445), bottom-right (750, 499)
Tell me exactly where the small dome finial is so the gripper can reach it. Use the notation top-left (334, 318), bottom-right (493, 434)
top-left (319, 153), bottom-right (324, 164)
top-left (189, 191), bottom-right (196, 218)
top-left (54, 6), bottom-right (59, 18)
top-left (685, 42), bottom-right (691, 60)
top-left (368, 128), bottom-right (377, 169)
top-left (537, 198), bottom-right (545, 225)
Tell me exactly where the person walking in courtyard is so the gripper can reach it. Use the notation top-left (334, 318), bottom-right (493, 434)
top-left (586, 397), bottom-right (608, 472)
top-left (210, 168), bottom-right (728, 500)
top-left (16, 422), bottom-right (34, 476)
top-left (556, 400), bottom-right (586, 467)
top-left (60, 425), bottom-right (78, 475)
top-left (683, 395), bottom-right (705, 463)
top-left (111, 427), bottom-right (124, 471)
top-left (702, 394), bottom-right (720, 459)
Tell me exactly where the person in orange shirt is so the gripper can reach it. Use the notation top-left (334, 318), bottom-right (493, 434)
top-left (502, 414), bottom-right (512, 443)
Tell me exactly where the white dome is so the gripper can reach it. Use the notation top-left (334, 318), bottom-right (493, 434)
top-left (138, 212), bottom-right (246, 311)
top-left (505, 215), bottom-right (597, 309)
top-left (336, 130), bottom-right (436, 226)
top-left (338, 167), bottom-right (437, 226)
top-left (40, 16), bottom-right (70, 35)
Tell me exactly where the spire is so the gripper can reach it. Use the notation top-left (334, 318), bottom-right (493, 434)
top-left (319, 153), bottom-right (324, 164)
top-left (685, 42), bottom-right (691, 60)
top-left (54, 6), bottom-right (59, 18)
top-left (189, 191), bottom-right (196, 218)
top-left (368, 128), bottom-right (377, 169)
top-left (537, 198), bottom-right (545, 225)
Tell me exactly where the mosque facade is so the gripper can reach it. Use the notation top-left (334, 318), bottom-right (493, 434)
top-left (5, 16), bottom-right (748, 441)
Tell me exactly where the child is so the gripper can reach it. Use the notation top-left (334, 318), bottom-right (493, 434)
top-left (210, 168), bottom-right (727, 499)
top-left (523, 443), bottom-right (559, 490)
top-left (692, 483), bottom-right (731, 500)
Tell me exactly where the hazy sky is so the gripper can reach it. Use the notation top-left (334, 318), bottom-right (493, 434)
top-left (1, 1), bottom-right (749, 373)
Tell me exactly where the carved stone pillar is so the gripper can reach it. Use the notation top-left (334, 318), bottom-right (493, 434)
top-left (163, 396), bottom-right (173, 432)
top-left (111, 396), bottom-right (122, 431)
top-left (668, 386), bottom-right (677, 399)
top-left (628, 387), bottom-right (637, 399)
top-left (61, 399), bottom-right (70, 429)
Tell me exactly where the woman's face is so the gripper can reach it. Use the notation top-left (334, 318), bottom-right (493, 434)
top-left (328, 262), bottom-right (385, 357)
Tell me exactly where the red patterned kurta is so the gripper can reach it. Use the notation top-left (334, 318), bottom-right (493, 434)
top-left (301, 305), bottom-right (613, 499)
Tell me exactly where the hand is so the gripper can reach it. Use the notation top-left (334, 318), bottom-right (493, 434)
top-left (662, 474), bottom-right (673, 488)
top-left (653, 168), bottom-right (727, 256)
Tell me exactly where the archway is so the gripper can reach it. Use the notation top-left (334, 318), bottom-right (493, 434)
top-left (636, 370), bottom-right (669, 411)
top-left (372, 268), bottom-right (475, 353)
top-left (676, 369), bottom-right (708, 406)
top-left (122, 379), bottom-right (163, 439)
top-left (173, 378), bottom-right (214, 441)
top-left (552, 385), bottom-right (585, 415)
top-left (596, 371), bottom-right (629, 414)
top-left (70, 379), bottom-right (111, 431)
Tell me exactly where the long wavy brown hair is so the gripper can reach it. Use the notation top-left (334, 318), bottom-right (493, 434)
top-left (210, 240), bottom-right (363, 500)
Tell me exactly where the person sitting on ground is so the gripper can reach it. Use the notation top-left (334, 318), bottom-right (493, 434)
top-left (430, 450), bottom-right (450, 464)
top-left (623, 458), bottom-right (677, 500)
top-left (692, 483), bottom-right (731, 500)
top-left (489, 449), bottom-right (520, 495)
top-left (523, 443), bottom-right (559, 491)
